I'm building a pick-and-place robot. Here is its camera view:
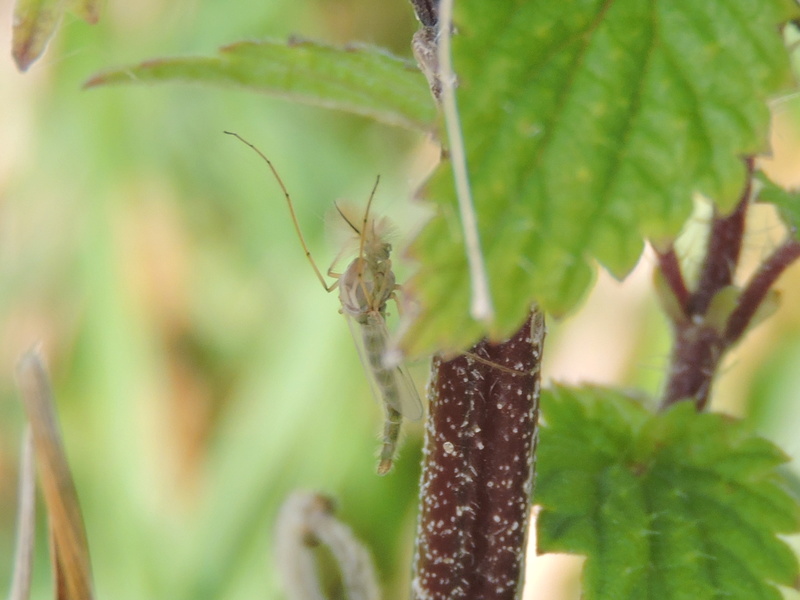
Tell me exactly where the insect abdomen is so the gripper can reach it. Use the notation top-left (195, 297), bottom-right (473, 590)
top-left (362, 315), bottom-right (404, 475)
top-left (362, 316), bottom-right (398, 398)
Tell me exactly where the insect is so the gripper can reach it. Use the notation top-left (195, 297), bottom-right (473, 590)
top-left (225, 132), bottom-right (424, 475)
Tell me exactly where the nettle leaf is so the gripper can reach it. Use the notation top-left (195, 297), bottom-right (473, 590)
top-left (404, 0), bottom-right (798, 355)
top-left (535, 386), bottom-right (800, 600)
top-left (85, 39), bottom-right (435, 130)
top-left (756, 172), bottom-right (800, 239)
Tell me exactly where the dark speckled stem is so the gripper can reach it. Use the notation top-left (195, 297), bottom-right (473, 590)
top-left (412, 310), bottom-right (545, 600)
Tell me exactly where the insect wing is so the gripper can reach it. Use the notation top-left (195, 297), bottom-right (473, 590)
top-left (344, 313), bottom-right (424, 422)
top-left (387, 357), bottom-right (424, 421)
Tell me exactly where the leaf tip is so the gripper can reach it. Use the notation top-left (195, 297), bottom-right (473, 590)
top-left (82, 74), bottom-right (103, 89)
top-left (12, 38), bottom-right (42, 73)
top-left (16, 344), bottom-right (45, 378)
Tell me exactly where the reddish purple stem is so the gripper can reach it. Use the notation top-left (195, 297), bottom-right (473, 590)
top-left (659, 195), bottom-right (748, 408)
top-left (659, 195), bottom-right (748, 410)
top-left (655, 247), bottom-right (691, 315)
top-left (412, 311), bottom-right (545, 600)
top-left (687, 192), bottom-right (749, 316)
top-left (725, 238), bottom-right (800, 343)
top-left (660, 322), bottom-right (722, 411)
top-left (658, 159), bottom-right (800, 410)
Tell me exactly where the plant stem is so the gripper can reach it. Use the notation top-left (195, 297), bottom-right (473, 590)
top-left (725, 237), bottom-right (800, 343)
top-left (438, 0), bottom-right (494, 321)
top-left (659, 161), bottom-right (749, 410)
top-left (687, 184), bottom-right (750, 316)
top-left (659, 196), bottom-right (748, 411)
top-left (412, 310), bottom-right (545, 599)
top-left (659, 203), bottom-right (750, 410)
top-left (660, 320), bottom-right (723, 411)
top-left (660, 234), bottom-right (800, 410)
top-left (658, 159), bottom-right (800, 410)
top-left (408, 0), bottom-right (438, 26)
top-left (655, 247), bottom-right (691, 314)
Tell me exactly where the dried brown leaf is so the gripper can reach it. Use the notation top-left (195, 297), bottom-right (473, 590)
top-left (16, 350), bottom-right (94, 600)
top-left (8, 428), bottom-right (36, 600)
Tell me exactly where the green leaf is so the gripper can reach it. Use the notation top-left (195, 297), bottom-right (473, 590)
top-left (535, 386), bottom-right (800, 600)
top-left (12, 0), bottom-right (67, 72)
top-left (756, 172), bottom-right (800, 238)
top-left (12, 0), bottom-right (100, 71)
top-left (403, 0), bottom-right (798, 355)
top-left (85, 39), bottom-right (436, 131)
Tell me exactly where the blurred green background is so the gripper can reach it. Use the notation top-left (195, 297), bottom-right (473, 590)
top-left (0, 1), bottom-right (429, 598)
top-left (1, 1), bottom-right (800, 599)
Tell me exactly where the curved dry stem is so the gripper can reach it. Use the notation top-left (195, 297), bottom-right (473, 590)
top-left (437, 0), bottom-right (493, 322)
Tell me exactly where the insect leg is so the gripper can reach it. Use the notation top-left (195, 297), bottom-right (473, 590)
top-left (377, 406), bottom-right (403, 476)
top-left (359, 176), bottom-right (380, 254)
top-left (388, 287), bottom-right (405, 317)
top-left (225, 131), bottom-right (337, 293)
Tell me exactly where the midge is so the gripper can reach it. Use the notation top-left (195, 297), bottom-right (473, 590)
top-left (225, 131), bottom-right (423, 475)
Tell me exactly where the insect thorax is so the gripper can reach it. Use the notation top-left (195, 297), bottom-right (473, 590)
top-left (338, 246), bottom-right (395, 322)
